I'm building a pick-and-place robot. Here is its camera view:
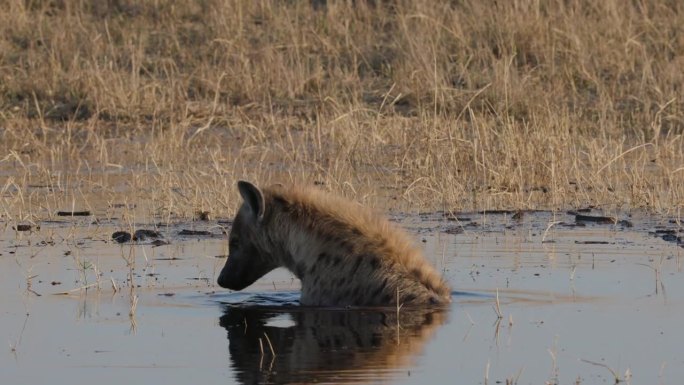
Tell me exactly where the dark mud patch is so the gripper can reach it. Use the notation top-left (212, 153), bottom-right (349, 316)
top-left (178, 229), bottom-right (214, 236)
top-left (13, 224), bottom-right (37, 232)
top-left (133, 229), bottom-right (162, 240)
top-left (112, 228), bottom-right (223, 244)
top-left (651, 228), bottom-right (684, 247)
top-left (57, 210), bottom-right (91, 216)
top-left (111, 229), bottom-right (166, 244)
top-left (442, 225), bottom-right (464, 235)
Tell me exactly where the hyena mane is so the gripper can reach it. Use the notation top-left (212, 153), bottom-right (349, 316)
top-left (217, 181), bottom-right (451, 307)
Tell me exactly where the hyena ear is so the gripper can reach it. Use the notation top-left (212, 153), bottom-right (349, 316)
top-left (237, 180), bottom-right (265, 223)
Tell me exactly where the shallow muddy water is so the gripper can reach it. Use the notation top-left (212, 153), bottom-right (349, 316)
top-left (1, 211), bottom-right (683, 384)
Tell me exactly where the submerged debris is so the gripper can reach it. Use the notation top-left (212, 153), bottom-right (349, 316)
top-left (441, 226), bottom-right (464, 235)
top-left (558, 222), bottom-right (585, 227)
top-left (110, 203), bottom-right (136, 209)
top-left (571, 213), bottom-right (632, 227)
top-left (151, 239), bottom-right (170, 247)
top-left (661, 233), bottom-right (679, 243)
top-left (133, 229), bottom-right (162, 241)
top-left (574, 214), bottom-right (616, 224)
top-left (478, 209), bottom-right (522, 215)
top-left (651, 229), bottom-right (684, 246)
top-left (442, 212), bottom-right (472, 222)
top-left (179, 229), bottom-right (212, 236)
top-left (112, 229), bottom-right (165, 244)
top-left (57, 210), bottom-right (91, 216)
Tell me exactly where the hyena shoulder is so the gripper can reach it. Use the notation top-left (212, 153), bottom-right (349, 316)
top-left (263, 184), bottom-right (452, 305)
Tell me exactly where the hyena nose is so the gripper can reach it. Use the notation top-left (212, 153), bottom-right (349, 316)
top-left (216, 266), bottom-right (248, 290)
top-left (217, 270), bottom-right (229, 288)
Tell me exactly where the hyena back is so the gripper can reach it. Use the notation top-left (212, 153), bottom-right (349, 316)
top-left (217, 181), bottom-right (451, 307)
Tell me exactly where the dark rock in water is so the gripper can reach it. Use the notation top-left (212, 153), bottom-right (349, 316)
top-left (650, 229), bottom-right (683, 245)
top-left (14, 224), bottom-right (35, 232)
top-left (57, 210), bottom-right (91, 216)
top-left (478, 209), bottom-right (519, 215)
top-left (133, 229), bottom-right (162, 241)
top-left (114, 229), bottom-right (165, 244)
top-left (441, 226), bottom-right (464, 235)
top-left (111, 203), bottom-right (136, 209)
top-left (443, 212), bottom-right (472, 222)
top-left (662, 234), bottom-right (679, 243)
top-left (574, 214), bottom-right (616, 224)
top-left (179, 229), bottom-right (212, 236)
top-left (151, 239), bottom-right (170, 247)
top-left (112, 231), bottom-right (132, 243)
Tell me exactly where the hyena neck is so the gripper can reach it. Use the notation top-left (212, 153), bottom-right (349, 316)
top-left (273, 223), bottom-right (326, 281)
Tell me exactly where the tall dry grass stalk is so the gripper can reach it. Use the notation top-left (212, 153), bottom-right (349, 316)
top-left (0, 0), bottom-right (682, 219)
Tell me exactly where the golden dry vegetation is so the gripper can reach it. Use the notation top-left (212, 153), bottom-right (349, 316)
top-left (0, 0), bottom-right (682, 222)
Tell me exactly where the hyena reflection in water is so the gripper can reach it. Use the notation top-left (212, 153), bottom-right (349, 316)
top-left (217, 181), bottom-right (451, 307)
top-left (220, 306), bottom-right (447, 384)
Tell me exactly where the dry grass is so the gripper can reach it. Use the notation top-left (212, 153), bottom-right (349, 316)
top-left (0, 0), bottom-right (682, 221)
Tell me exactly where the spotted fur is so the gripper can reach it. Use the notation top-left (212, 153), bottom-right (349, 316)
top-left (217, 181), bottom-right (451, 306)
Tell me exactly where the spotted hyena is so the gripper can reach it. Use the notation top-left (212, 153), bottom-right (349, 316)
top-left (217, 181), bottom-right (451, 306)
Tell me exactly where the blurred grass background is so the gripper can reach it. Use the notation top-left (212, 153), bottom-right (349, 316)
top-left (0, 0), bottom-right (682, 218)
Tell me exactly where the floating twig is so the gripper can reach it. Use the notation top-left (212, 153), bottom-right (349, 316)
top-left (493, 288), bottom-right (503, 319)
top-left (580, 359), bottom-right (621, 383)
top-left (52, 283), bottom-right (98, 295)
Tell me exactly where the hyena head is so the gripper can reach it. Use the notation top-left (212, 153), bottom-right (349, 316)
top-left (217, 181), bottom-right (278, 291)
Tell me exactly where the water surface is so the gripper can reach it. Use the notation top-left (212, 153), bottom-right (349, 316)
top-left (1, 211), bottom-right (682, 384)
